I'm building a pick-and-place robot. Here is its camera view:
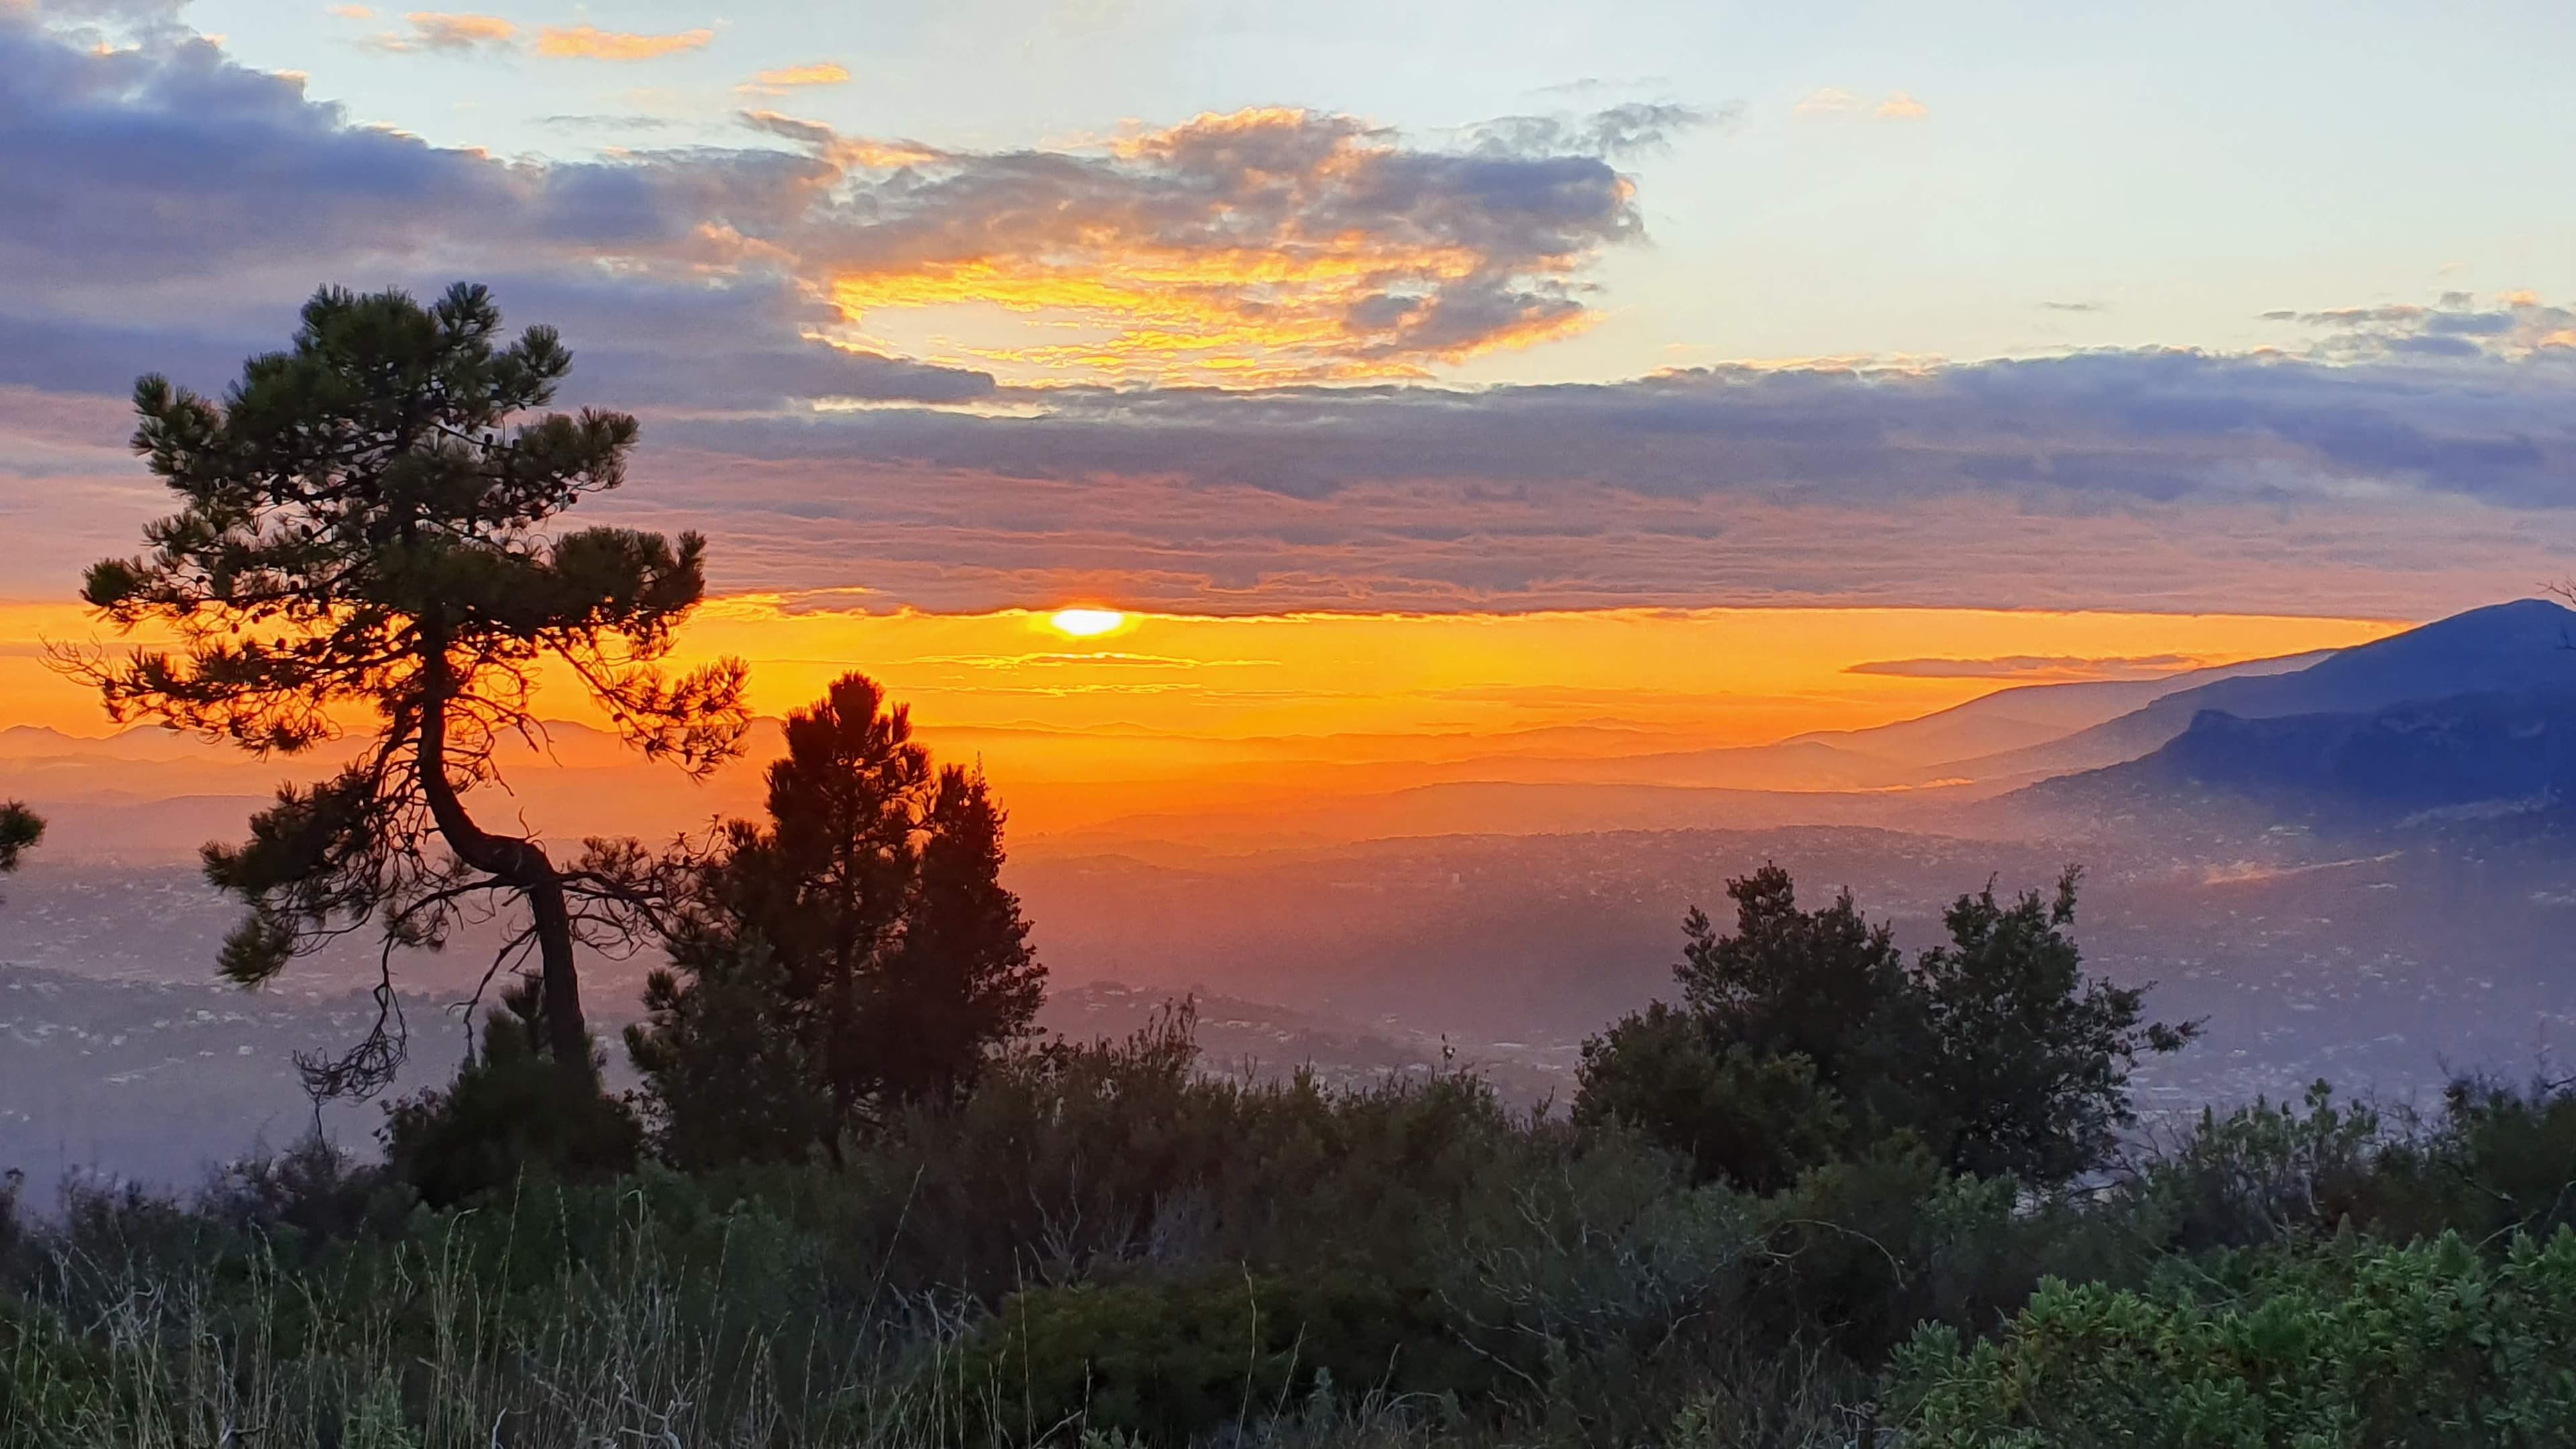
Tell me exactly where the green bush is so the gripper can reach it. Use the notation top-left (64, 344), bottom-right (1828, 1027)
top-left (1574, 1005), bottom-right (1847, 1191)
top-left (382, 985), bottom-right (644, 1209)
top-left (0, 1295), bottom-right (120, 1440)
top-left (958, 1269), bottom-right (1491, 1444)
top-left (1577, 866), bottom-right (2194, 1195)
top-left (2355, 1076), bottom-right (2576, 1246)
top-left (1886, 1228), bottom-right (2576, 1448)
top-left (1742, 1141), bottom-right (2147, 1362)
top-left (740, 1009), bottom-right (1571, 1305)
top-left (2121, 1075), bottom-right (2576, 1255)
top-left (2127, 1081), bottom-right (2386, 1252)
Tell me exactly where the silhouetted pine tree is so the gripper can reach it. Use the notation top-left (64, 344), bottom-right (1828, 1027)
top-left (629, 673), bottom-right (1046, 1164)
top-left (868, 765), bottom-right (1044, 1106)
top-left (64, 284), bottom-right (746, 1093)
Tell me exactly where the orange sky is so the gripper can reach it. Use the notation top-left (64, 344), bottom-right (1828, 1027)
top-left (0, 598), bottom-right (2414, 852)
top-left (1, 594), bottom-right (2402, 749)
top-left (698, 598), bottom-right (2403, 741)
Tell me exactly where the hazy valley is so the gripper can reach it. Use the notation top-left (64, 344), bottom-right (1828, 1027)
top-left (13, 602), bottom-right (2576, 1183)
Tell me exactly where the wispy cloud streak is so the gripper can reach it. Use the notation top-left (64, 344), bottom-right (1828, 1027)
top-left (534, 24), bottom-right (714, 60)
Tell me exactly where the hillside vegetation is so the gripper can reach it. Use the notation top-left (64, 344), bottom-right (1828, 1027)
top-left (5, 890), bottom-right (2575, 1446)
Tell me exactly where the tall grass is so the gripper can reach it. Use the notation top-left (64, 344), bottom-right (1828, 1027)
top-left (0, 1120), bottom-right (1870, 1448)
top-left (1, 1210), bottom-right (1858, 1448)
top-left (3, 1179), bottom-right (984, 1448)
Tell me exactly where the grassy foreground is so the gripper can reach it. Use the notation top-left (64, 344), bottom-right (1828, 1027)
top-left (3, 1017), bottom-right (2575, 1448)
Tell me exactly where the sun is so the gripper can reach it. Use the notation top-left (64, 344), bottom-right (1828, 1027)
top-left (1049, 607), bottom-right (1128, 639)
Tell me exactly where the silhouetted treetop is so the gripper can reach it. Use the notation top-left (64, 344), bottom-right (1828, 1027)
top-left (1675, 864), bottom-right (1910, 1087)
top-left (630, 671), bottom-right (1045, 1167)
top-left (1580, 863), bottom-right (2197, 1188)
top-left (0, 802), bottom-right (40, 877)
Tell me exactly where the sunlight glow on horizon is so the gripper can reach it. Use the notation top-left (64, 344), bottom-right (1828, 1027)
top-left (0, 598), bottom-right (2413, 842)
top-left (1049, 608), bottom-right (1128, 639)
top-left (0, 598), bottom-right (2404, 746)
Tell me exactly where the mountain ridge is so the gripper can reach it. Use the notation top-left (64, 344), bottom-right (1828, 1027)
top-left (1931, 599), bottom-right (2576, 784)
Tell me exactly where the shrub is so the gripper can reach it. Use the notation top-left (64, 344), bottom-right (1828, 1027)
top-left (2127, 1081), bottom-right (2386, 1251)
top-left (1886, 1228), bottom-right (2576, 1448)
top-left (2122, 1074), bottom-right (2576, 1254)
top-left (2358, 1075), bottom-right (2576, 1246)
top-left (959, 1269), bottom-right (1491, 1444)
top-left (382, 983), bottom-right (643, 1209)
top-left (27, 972), bottom-right (2576, 1448)
top-left (757, 1007), bottom-right (1562, 1305)
top-left (1574, 1004), bottom-right (1847, 1191)
top-left (194, 1136), bottom-right (413, 1253)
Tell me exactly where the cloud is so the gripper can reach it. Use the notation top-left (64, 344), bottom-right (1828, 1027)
top-left (0, 11), bottom-right (994, 406)
top-left (1795, 87), bottom-right (1927, 122)
top-left (578, 331), bottom-right (2576, 614)
top-left (2267, 292), bottom-right (2576, 362)
top-left (364, 11), bottom-right (515, 54)
top-left (534, 24), bottom-right (714, 61)
top-left (668, 343), bottom-right (2576, 511)
top-left (359, 17), bottom-right (715, 62)
top-left (0, 16), bottom-right (870, 306)
top-left (747, 104), bottom-right (1658, 382)
top-left (11, 0), bottom-right (189, 33)
top-left (736, 108), bottom-right (938, 166)
top-left (329, 4), bottom-right (374, 17)
top-left (1464, 101), bottom-right (1733, 158)
top-left (1, 10), bottom-right (1678, 388)
top-left (535, 112), bottom-right (680, 130)
top-left (741, 61), bottom-right (849, 93)
top-left (2041, 300), bottom-right (2106, 313)
top-left (0, 276), bottom-right (997, 412)
top-left (1846, 654), bottom-right (2200, 680)
top-left (11, 313), bottom-right (2576, 617)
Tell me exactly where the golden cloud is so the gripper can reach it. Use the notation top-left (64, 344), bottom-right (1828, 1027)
top-left (370, 11), bottom-right (515, 52)
top-left (761, 107), bottom-right (1645, 385)
top-left (535, 24), bottom-right (715, 61)
top-left (742, 61), bottom-right (851, 91)
top-left (1796, 87), bottom-right (1928, 122)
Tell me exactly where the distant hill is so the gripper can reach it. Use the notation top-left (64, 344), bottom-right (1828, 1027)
top-left (2012, 684), bottom-right (2576, 838)
top-left (1792, 649), bottom-right (2337, 770)
top-left (1939, 599), bottom-right (2576, 783)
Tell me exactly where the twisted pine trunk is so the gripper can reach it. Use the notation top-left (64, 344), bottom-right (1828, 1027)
top-left (417, 621), bottom-right (593, 1077)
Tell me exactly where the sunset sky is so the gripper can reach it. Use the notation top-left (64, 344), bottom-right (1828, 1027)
top-left (3, 0), bottom-right (2569, 782)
